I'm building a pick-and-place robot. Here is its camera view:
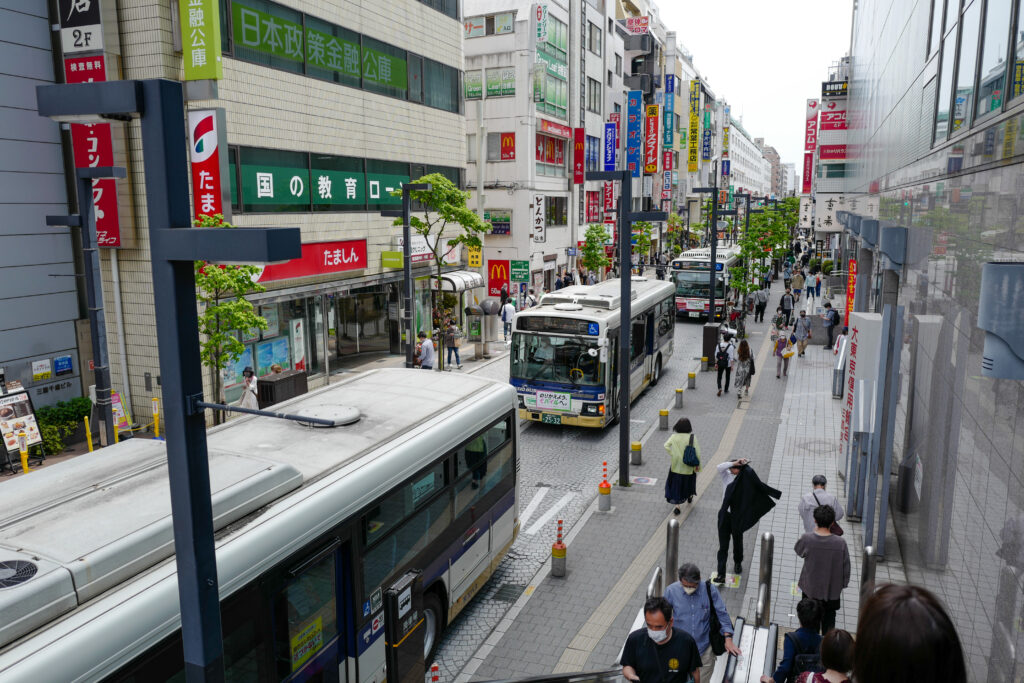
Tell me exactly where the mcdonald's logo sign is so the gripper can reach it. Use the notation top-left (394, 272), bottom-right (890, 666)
top-left (500, 132), bottom-right (516, 160)
top-left (488, 259), bottom-right (510, 296)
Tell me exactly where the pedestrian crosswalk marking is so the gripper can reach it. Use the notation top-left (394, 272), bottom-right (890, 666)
top-left (524, 492), bottom-right (575, 535)
top-left (517, 487), bottom-right (549, 529)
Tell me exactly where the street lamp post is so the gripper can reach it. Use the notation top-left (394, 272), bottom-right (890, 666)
top-left (694, 159), bottom-right (722, 321)
top-left (381, 183), bottom-right (432, 368)
top-left (37, 79), bottom-right (302, 683)
top-left (586, 169), bottom-right (666, 487)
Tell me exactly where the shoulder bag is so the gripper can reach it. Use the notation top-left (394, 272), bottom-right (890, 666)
top-left (812, 492), bottom-right (844, 536)
top-left (705, 581), bottom-right (726, 656)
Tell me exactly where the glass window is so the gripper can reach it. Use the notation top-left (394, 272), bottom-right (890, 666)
top-left (487, 132), bottom-right (501, 160)
top-left (365, 159), bottom-right (410, 211)
top-left (304, 16), bottom-right (360, 88)
top-left (423, 58), bottom-right (459, 112)
top-left (230, 0), bottom-right (305, 74)
top-left (467, 134), bottom-right (476, 163)
top-left (546, 196), bottom-right (568, 225)
top-left (952, 0), bottom-right (981, 133)
top-left (976, 0), bottom-right (1012, 117)
top-left (361, 35), bottom-right (407, 99)
top-left (454, 439), bottom-right (513, 517)
top-left (615, 53), bottom-right (622, 76)
top-left (1011, 0), bottom-right (1024, 101)
top-left (273, 552), bottom-right (337, 676)
top-left (585, 135), bottom-right (600, 172)
top-left (510, 334), bottom-right (604, 385)
top-left (588, 22), bottom-right (602, 55)
top-left (228, 146), bottom-right (240, 212)
top-left (407, 53), bottom-right (423, 103)
top-left (930, 0), bottom-right (944, 56)
top-left (535, 134), bottom-right (566, 177)
top-left (935, 26), bottom-right (958, 143)
top-left (365, 460), bottom-right (446, 546)
top-left (311, 155), bottom-right (365, 212)
top-left (945, 0), bottom-right (961, 34)
top-left (363, 491), bottom-right (451, 598)
top-left (239, 147), bottom-right (310, 213)
top-left (630, 320), bottom-right (646, 361)
top-left (587, 77), bottom-right (602, 113)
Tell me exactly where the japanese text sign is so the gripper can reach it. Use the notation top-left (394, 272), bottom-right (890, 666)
top-left (603, 181), bottom-right (614, 212)
top-left (58, 0), bottom-right (103, 54)
top-left (625, 16), bottom-right (649, 34)
top-left (663, 85), bottom-right (675, 147)
top-left (603, 122), bottom-right (616, 171)
top-left (805, 99), bottom-right (819, 151)
top-left (257, 240), bottom-right (367, 281)
top-left (662, 150), bottom-right (673, 172)
top-left (802, 152), bottom-right (814, 194)
top-left (180, 0), bottom-right (223, 80)
top-left (845, 260), bottom-right (857, 327)
top-left (532, 195), bottom-right (545, 242)
top-left (188, 109), bottom-right (230, 222)
top-left (627, 90), bottom-right (643, 178)
top-left (688, 80), bottom-right (700, 172)
top-left (644, 105), bottom-right (659, 173)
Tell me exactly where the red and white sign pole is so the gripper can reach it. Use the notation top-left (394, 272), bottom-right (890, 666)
top-left (188, 109), bottom-right (232, 223)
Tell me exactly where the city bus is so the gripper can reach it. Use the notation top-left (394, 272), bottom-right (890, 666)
top-left (509, 278), bottom-right (675, 428)
top-left (0, 369), bottom-right (518, 682)
top-left (670, 245), bottom-right (742, 320)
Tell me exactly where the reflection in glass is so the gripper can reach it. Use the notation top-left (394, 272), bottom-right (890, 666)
top-left (952, 0), bottom-right (981, 133)
top-left (1013, 0), bottom-right (1024, 100)
top-left (930, 0), bottom-right (944, 56)
top-left (672, 270), bottom-right (725, 299)
top-left (977, 0), bottom-right (1012, 117)
top-left (510, 334), bottom-right (604, 385)
top-left (936, 28), bottom-right (958, 142)
top-left (945, 0), bottom-right (961, 34)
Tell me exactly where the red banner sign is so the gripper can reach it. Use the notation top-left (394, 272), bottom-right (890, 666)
top-left (819, 102), bottom-right (847, 130)
top-left (257, 240), bottom-right (367, 282)
top-left (573, 127), bottom-right (585, 184)
top-left (818, 144), bottom-right (847, 160)
top-left (802, 152), bottom-right (814, 194)
top-left (539, 119), bottom-right (572, 138)
top-left (65, 55), bottom-right (121, 247)
top-left (644, 105), bottom-right (659, 173)
top-left (188, 110), bottom-right (226, 221)
top-left (609, 112), bottom-right (621, 141)
top-left (586, 190), bottom-right (600, 222)
top-left (603, 181), bottom-right (614, 212)
top-left (488, 259), bottom-right (510, 297)
top-left (500, 132), bottom-right (516, 160)
top-left (844, 259), bottom-right (857, 327)
top-left (662, 149), bottom-right (673, 172)
top-left (805, 99), bottom-right (819, 152)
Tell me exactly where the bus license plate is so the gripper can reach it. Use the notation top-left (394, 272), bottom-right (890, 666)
top-left (688, 312), bottom-right (700, 318)
top-left (542, 414), bottom-right (562, 425)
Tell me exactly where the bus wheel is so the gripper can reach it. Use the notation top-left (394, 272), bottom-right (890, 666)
top-left (423, 590), bottom-right (444, 664)
top-left (651, 356), bottom-right (662, 386)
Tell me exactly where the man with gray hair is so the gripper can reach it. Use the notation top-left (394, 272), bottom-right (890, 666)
top-left (664, 563), bottom-right (742, 682)
top-left (798, 474), bottom-right (845, 533)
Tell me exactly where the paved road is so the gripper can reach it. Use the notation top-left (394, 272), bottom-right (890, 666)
top-left (430, 320), bottom-right (707, 680)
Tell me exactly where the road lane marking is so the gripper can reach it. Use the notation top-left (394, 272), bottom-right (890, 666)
top-left (517, 487), bottom-right (549, 529)
top-left (525, 493), bottom-right (575, 535)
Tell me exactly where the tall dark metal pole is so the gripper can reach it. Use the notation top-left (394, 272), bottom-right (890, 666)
top-left (138, 79), bottom-right (225, 682)
top-left (618, 174), bottom-right (633, 487)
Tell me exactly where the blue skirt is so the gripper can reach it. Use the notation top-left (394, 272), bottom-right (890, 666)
top-left (665, 471), bottom-right (697, 504)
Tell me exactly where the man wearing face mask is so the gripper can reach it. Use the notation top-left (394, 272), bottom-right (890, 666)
top-left (621, 597), bottom-right (702, 683)
top-left (664, 563), bottom-right (741, 682)
top-left (793, 309), bottom-right (813, 357)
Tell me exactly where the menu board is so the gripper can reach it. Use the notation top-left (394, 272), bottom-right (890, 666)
top-left (0, 391), bottom-right (42, 453)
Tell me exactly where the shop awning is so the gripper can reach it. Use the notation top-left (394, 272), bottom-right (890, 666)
top-left (431, 270), bottom-right (484, 292)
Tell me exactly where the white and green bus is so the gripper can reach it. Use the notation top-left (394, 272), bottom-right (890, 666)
top-left (509, 278), bottom-right (675, 428)
top-left (0, 369), bottom-right (518, 682)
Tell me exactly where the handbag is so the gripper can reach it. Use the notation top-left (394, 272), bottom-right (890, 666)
top-left (706, 581), bottom-right (726, 656)
top-left (682, 435), bottom-right (700, 468)
top-left (782, 343), bottom-right (796, 359)
top-left (813, 492), bottom-right (844, 536)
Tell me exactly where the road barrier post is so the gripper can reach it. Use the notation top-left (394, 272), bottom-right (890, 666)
top-left (687, 372), bottom-right (696, 390)
top-left (659, 409), bottom-right (669, 430)
top-left (631, 441), bottom-right (643, 465)
top-left (675, 388), bottom-right (683, 409)
top-left (551, 518), bottom-right (567, 577)
top-left (599, 461), bottom-right (612, 511)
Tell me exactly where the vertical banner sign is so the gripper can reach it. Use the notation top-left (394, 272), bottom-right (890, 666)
top-left (688, 80), bottom-right (700, 172)
top-left (188, 109), bottom-right (231, 222)
top-left (603, 181), bottom-right (614, 212)
top-left (532, 194), bottom-right (546, 242)
top-left (179, 0), bottom-right (223, 80)
top-left (662, 150), bottom-right (673, 172)
top-left (722, 126), bottom-right (730, 156)
top-left (721, 160), bottom-right (731, 177)
top-left (500, 132), bottom-right (516, 160)
top-left (573, 127), bottom-right (585, 184)
top-left (58, 0), bottom-right (103, 55)
top-left (609, 112), bottom-right (620, 145)
top-left (626, 90), bottom-right (643, 178)
top-left (701, 129), bottom-right (711, 162)
top-left (663, 75), bottom-right (675, 147)
top-left (488, 259), bottom-right (510, 297)
top-left (802, 152), bottom-right (815, 194)
top-left (535, 4), bottom-right (548, 42)
top-left (644, 105), bottom-right (659, 173)
top-left (802, 99), bottom-right (819, 194)
top-left (64, 55), bottom-right (121, 248)
top-left (603, 122), bottom-right (617, 171)
top-left (845, 260), bottom-right (857, 327)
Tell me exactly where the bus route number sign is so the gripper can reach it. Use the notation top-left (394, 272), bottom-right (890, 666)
top-left (536, 391), bottom-right (571, 412)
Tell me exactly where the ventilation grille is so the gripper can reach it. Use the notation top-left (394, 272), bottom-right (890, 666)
top-left (0, 560), bottom-right (38, 589)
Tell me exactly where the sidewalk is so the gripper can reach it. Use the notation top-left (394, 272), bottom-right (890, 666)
top-left (457, 290), bottom-right (905, 681)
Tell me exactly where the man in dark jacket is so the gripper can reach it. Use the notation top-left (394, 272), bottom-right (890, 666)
top-left (714, 459), bottom-right (782, 583)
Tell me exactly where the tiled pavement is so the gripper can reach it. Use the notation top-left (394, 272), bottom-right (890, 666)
top-left (455, 291), bottom-right (907, 681)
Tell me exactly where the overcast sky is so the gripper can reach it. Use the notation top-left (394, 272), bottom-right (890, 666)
top-left (659, 0), bottom-right (854, 168)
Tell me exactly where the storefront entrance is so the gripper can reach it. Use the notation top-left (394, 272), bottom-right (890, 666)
top-left (328, 286), bottom-right (401, 362)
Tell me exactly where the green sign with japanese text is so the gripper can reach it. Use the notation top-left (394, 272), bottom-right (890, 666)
top-left (232, 2), bottom-right (304, 62)
top-left (310, 166), bottom-right (366, 207)
top-left (486, 69), bottom-right (503, 97)
top-left (382, 251), bottom-right (403, 268)
top-left (362, 45), bottom-right (406, 91)
top-left (465, 70), bottom-right (482, 99)
top-left (305, 26), bottom-right (360, 79)
top-left (180, 0), bottom-right (223, 80)
top-left (241, 164), bottom-right (311, 207)
top-left (511, 260), bottom-right (530, 282)
top-left (365, 172), bottom-right (408, 205)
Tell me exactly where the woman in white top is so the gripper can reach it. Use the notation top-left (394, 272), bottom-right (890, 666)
top-left (238, 366), bottom-right (258, 410)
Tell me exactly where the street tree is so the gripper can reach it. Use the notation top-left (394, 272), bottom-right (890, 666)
top-left (580, 223), bottom-right (611, 279)
top-left (193, 213), bottom-right (267, 424)
top-left (631, 220), bottom-right (654, 264)
top-left (666, 212), bottom-right (685, 253)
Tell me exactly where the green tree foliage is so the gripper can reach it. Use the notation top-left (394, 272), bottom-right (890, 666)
top-left (631, 221), bottom-right (654, 262)
top-left (666, 212), bottom-right (686, 254)
top-left (580, 223), bottom-right (611, 276)
top-left (193, 214), bottom-right (267, 423)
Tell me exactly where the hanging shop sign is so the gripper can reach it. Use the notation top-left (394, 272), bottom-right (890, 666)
top-left (603, 181), bottom-right (615, 212)
top-left (488, 259), bottom-right (510, 296)
top-left (535, 4), bottom-right (548, 42)
top-left (802, 152), bottom-right (814, 195)
top-left (179, 0), bottom-right (223, 80)
top-left (58, 0), bottom-right (103, 54)
top-left (805, 98), bottom-right (820, 151)
top-left (485, 209), bottom-right (512, 235)
top-left (644, 105), bottom-right (659, 173)
top-left (603, 122), bottom-right (616, 171)
top-left (701, 129), bottom-right (712, 162)
top-left (500, 132), bottom-right (516, 160)
top-left (627, 90), bottom-right (643, 178)
top-left (532, 195), bottom-right (546, 242)
top-left (539, 118), bottom-right (571, 138)
top-left (573, 127), bottom-right (585, 184)
top-left (256, 239), bottom-right (367, 281)
top-left (663, 77), bottom-right (675, 147)
top-left (468, 245), bottom-right (482, 268)
top-left (188, 109), bottom-right (232, 222)
top-left (688, 80), bottom-right (700, 172)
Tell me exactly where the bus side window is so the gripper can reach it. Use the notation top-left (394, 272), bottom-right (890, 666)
top-left (630, 321), bottom-right (645, 361)
top-left (273, 552), bottom-right (338, 679)
top-left (363, 494), bottom-right (452, 599)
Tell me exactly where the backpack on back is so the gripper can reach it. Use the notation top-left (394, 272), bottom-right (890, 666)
top-left (784, 633), bottom-right (824, 683)
top-left (682, 435), bottom-right (699, 468)
top-left (716, 343), bottom-right (731, 368)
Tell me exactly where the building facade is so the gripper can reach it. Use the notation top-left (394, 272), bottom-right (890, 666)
top-left (846, 0), bottom-right (1024, 679)
top-left (755, 138), bottom-right (782, 197)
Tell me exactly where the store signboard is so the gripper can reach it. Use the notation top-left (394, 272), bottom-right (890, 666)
top-left (232, 2), bottom-right (305, 63)
top-left (488, 259), bottom-right (510, 296)
top-left (805, 99), bottom-right (819, 151)
top-left (799, 196), bottom-right (813, 228)
top-left (626, 90), bottom-right (643, 178)
top-left (539, 118), bottom-right (571, 138)
top-left (688, 80), bottom-right (700, 172)
top-left (625, 16), bottom-right (649, 34)
top-left (644, 105), bottom-right (659, 173)
top-left (382, 251), bottom-right (403, 268)
top-left (663, 79), bottom-right (674, 147)
top-left (500, 132), bottom-right (516, 160)
top-left (603, 122), bottom-right (616, 171)
top-left (573, 127), bottom-right (585, 184)
top-left (256, 239), bottom-right (368, 281)
top-left (1, 391), bottom-right (41, 452)
top-left (465, 70), bottom-right (482, 99)
top-left (485, 209), bottom-right (512, 235)
top-left (464, 16), bottom-right (485, 38)
top-left (179, 0), bottom-right (223, 80)
top-left (304, 25), bottom-right (361, 80)
top-left (188, 109), bottom-right (231, 221)
top-left (532, 194), bottom-right (546, 242)
top-left (818, 144), bottom-right (847, 160)
top-left (511, 260), bottom-right (530, 282)
top-left (802, 151), bottom-right (814, 194)
top-left (700, 129), bottom-right (711, 162)
top-left (603, 181), bottom-right (614, 212)
top-left (535, 4), bottom-right (548, 42)
top-left (58, 0), bottom-right (103, 54)
top-left (468, 246), bottom-right (482, 268)
top-left (819, 99), bottom-right (847, 130)
top-left (662, 150), bottom-right (673, 172)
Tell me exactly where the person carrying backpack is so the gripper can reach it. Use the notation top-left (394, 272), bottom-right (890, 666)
top-left (664, 418), bottom-right (701, 513)
top-left (779, 289), bottom-right (795, 326)
top-left (754, 287), bottom-right (769, 322)
top-left (760, 598), bottom-right (824, 683)
top-left (822, 302), bottom-right (841, 350)
top-left (715, 333), bottom-right (737, 397)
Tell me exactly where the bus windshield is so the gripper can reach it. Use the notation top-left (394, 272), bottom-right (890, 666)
top-left (510, 333), bottom-right (604, 386)
top-left (673, 270), bottom-right (725, 298)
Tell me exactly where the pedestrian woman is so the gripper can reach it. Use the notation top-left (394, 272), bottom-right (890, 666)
top-left (238, 366), bottom-right (258, 410)
top-left (665, 418), bottom-right (700, 514)
top-left (805, 628), bottom-right (855, 683)
top-left (733, 339), bottom-right (755, 399)
top-left (795, 505), bottom-right (851, 635)
top-left (774, 331), bottom-right (791, 378)
top-left (772, 306), bottom-right (788, 331)
top-left (443, 318), bottom-right (462, 370)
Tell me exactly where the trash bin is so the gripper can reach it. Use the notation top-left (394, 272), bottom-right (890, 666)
top-left (481, 298), bottom-right (504, 351)
top-left (257, 369), bottom-right (309, 409)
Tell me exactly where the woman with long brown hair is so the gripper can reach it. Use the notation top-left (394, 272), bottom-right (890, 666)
top-left (733, 339), bottom-right (755, 399)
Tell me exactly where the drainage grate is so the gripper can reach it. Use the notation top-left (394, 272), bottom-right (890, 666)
top-left (492, 583), bottom-right (527, 602)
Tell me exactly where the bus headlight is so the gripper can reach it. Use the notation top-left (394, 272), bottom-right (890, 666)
top-left (583, 403), bottom-right (604, 416)
top-left (518, 396), bottom-right (527, 409)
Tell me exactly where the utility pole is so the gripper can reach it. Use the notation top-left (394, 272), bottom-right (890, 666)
top-left (694, 159), bottom-right (721, 320)
top-left (381, 183), bottom-right (432, 368)
top-left (587, 169), bottom-right (665, 486)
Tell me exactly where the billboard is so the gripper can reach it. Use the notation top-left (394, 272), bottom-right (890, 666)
top-left (488, 259), bottom-right (510, 297)
top-left (644, 105), bottom-right (659, 173)
top-left (627, 90), bottom-right (643, 178)
top-left (687, 80), bottom-right (700, 172)
top-left (188, 109), bottom-right (231, 222)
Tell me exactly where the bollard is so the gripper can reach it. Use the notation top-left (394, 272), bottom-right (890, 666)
top-left (430, 663), bottom-right (440, 683)
top-left (598, 461), bottom-right (612, 511)
top-left (701, 356), bottom-right (709, 372)
top-left (666, 518), bottom-right (680, 581)
top-left (675, 388), bottom-right (683, 409)
top-left (631, 441), bottom-right (642, 465)
top-left (84, 416), bottom-right (94, 452)
top-left (114, 423), bottom-right (119, 444)
top-left (17, 430), bottom-right (30, 473)
top-left (152, 397), bottom-right (160, 439)
top-left (551, 518), bottom-right (567, 577)
top-left (687, 372), bottom-right (696, 390)
top-left (659, 409), bottom-right (669, 430)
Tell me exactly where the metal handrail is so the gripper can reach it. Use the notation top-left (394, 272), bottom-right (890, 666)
top-left (646, 566), bottom-right (663, 599)
top-left (755, 532), bottom-right (774, 627)
top-left (480, 668), bottom-right (622, 683)
top-left (666, 518), bottom-right (679, 585)
top-left (860, 545), bottom-right (877, 608)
